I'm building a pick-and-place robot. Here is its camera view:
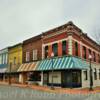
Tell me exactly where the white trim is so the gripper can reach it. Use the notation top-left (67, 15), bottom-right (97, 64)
top-left (80, 41), bottom-right (82, 58)
top-left (26, 51), bottom-right (30, 62)
top-left (33, 49), bottom-right (38, 60)
top-left (43, 38), bottom-right (68, 47)
top-left (68, 36), bottom-right (73, 55)
top-left (42, 38), bottom-right (68, 59)
top-left (42, 45), bottom-right (44, 59)
top-left (43, 28), bottom-right (67, 39)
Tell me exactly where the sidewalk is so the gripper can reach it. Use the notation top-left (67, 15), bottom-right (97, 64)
top-left (0, 81), bottom-right (100, 94)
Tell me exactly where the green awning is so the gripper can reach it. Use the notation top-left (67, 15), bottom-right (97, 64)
top-left (36, 56), bottom-right (89, 71)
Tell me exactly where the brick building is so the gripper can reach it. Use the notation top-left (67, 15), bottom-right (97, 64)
top-left (36, 21), bottom-right (100, 88)
top-left (18, 35), bottom-right (42, 84)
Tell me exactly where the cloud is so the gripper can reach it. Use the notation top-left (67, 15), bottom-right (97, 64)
top-left (0, 0), bottom-right (100, 49)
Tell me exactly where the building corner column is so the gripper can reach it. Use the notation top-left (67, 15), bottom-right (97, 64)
top-left (68, 35), bottom-right (73, 55)
top-left (40, 71), bottom-right (44, 86)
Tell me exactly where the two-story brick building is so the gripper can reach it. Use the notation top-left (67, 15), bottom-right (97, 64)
top-left (35, 21), bottom-right (100, 88)
top-left (16, 21), bottom-right (100, 88)
top-left (18, 35), bottom-right (42, 84)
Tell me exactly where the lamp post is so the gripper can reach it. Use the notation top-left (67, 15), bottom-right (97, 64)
top-left (89, 55), bottom-right (93, 91)
top-left (51, 52), bottom-right (54, 90)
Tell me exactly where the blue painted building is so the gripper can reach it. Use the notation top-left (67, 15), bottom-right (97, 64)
top-left (0, 48), bottom-right (8, 81)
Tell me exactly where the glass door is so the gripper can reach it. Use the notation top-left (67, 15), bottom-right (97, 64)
top-left (72, 71), bottom-right (81, 87)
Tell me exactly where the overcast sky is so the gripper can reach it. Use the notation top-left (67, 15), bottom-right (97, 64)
top-left (0, 0), bottom-right (100, 49)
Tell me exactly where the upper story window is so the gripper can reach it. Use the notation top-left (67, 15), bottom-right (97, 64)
top-left (5, 54), bottom-right (8, 64)
top-left (13, 57), bottom-right (16, 65)
top-left (2, 54), bottom-right (5, 64)
top-left (44, 46), bottom-right (48, 58)
top-left (4, 54), bottom-right (8, 64)
top-left (89, 49), bottom-right (91, 55)
top-left (93, 52), bottom-right (96, 62)
top-left (33, 49), bottom-right (38, 61)
top-left (83, 46), bottom-right (86, 59)
top-left (26, 51), bottom-right (30, 62)
top-left (52, 43), bottom-right (58, 57)
top-left (98, 54), bottom-right (100, 63)
top-left (62, 41), bottom-right (67, 55)
top-left (75, 42), bottom-right (78, 56)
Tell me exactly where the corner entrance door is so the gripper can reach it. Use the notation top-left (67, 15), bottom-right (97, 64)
top-left (72, 71), bottom-right (81, 87)
top-left (43, 73), bottom-right (48, 85)
top-left (62, 71), bottom-right (72, 87)
top-left (61, 70), bottom-right (81, 88)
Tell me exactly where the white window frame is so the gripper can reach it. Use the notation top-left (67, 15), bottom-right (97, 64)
top-left (33, 49), bottom-right (38, 60)
top-left (26, 51), bottom-right (30, 62)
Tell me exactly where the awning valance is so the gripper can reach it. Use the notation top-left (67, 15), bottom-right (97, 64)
top-left (36, 56), bottom-right (89, 71)
top-left (0, 68), bottom-right (7, 73)
top-left (17, 62), bottom-right (39, 72)
top-left (0, 64), bottom-right (8, 73)
top-left (6, 64), bottom-right (20, 73)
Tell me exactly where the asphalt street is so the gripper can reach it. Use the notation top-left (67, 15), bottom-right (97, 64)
top-left (0, 85), bottom-right (100, 100)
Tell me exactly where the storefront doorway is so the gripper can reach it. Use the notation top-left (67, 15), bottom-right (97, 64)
top-left (62, 70), bottom-right (81, 88)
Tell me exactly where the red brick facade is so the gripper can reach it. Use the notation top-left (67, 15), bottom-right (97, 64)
top-left (42, 21), bottom-right (100, 64)
top-left (22, 35), bottom-right (42, 63)
top-left (22, 21), bottom-right (100, 64)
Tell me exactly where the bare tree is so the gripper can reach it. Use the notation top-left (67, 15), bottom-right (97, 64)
top-left (92, 29), bottom-right (100, 45)
top-left (94, 33), bottom-right (100, 45)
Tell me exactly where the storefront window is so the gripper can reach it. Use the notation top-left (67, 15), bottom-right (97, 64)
top-left (52, 43), bottom-right (58, 57)
top-left (72, 71), bottom-right (81, 84)
top-left (94, 68), bottom-right (97, 80)
top-left (28, 72), bottom-right (41, 81)
top-left (99, 69), bottom-right (100, 80)
top-left (83, 70), bottom-right (88, 80)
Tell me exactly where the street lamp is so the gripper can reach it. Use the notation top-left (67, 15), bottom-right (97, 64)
top-left (51, 52), bottom-right (54, 90)
top-left (89, 55), bottom-right (93, 91)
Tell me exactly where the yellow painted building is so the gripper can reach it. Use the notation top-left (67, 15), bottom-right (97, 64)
top-left (8, 43), bottom-right (22, 83)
